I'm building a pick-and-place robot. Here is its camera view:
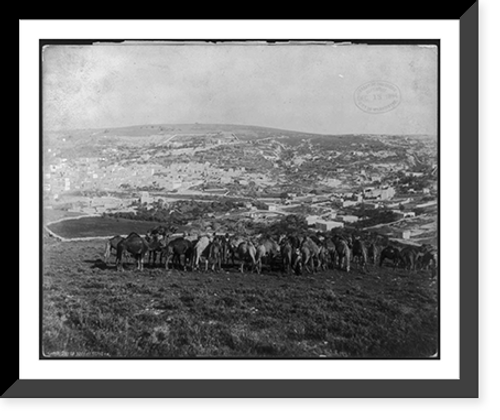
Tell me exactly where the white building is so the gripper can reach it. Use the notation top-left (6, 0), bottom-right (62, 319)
top-left (338, 215), bottom-right (359, 223)
top-left (166, 181), bottom-right (182, 190)
top-left (140, 191), bottom-right (150, 204)
top-left (306, 215), bottom-right (320, 226)
top-left (405, 171), bottom-right (424, 178)
top-left (342, 200), bottom-right (358, 208)
top-left (364, 187), bottom-right (396, 200)
top-left (316, 220), bottom-right (344, 231)
top-left (264, 204), bottom-right (277, 211)
top-left (363, 202), bottom-right (380, 210)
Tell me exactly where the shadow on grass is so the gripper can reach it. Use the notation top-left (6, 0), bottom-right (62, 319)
top-left (84, 258), bottom-right (118, 271)
top-left (85, 258), bottom-right (166, 272)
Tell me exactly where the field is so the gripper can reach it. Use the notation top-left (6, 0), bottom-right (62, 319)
top-left (42, 235), bottom-right (439, 358)
top-left (47, 216), bottom-right (163, 238)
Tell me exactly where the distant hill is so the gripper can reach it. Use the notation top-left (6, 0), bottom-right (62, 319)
top-left (47, 123), bottom-right (314, 140)
top-left (43, 123), bottom-right (437, 165)
top-left (45, 123), bottom-right (435, 146)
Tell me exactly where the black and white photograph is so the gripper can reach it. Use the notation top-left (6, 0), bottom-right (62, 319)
top-left (41, 40), bottom-right (439, 359)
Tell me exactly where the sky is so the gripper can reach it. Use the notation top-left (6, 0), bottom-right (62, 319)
top-left (42, 42), bottom-right (438, 135)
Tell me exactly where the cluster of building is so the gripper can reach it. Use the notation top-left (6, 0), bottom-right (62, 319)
top-left (44, 155), bottom-right (254, 201)
top-left (276, 185), bottom-right (425, 234)
top-left (43, 131), bottom-right (437, 248)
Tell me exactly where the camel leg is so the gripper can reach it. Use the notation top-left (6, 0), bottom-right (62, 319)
top-left (303, 255), bottom-right (310, 273)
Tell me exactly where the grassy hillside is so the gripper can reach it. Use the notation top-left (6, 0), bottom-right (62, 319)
top-left (42, 237), bottom-right (438, 358)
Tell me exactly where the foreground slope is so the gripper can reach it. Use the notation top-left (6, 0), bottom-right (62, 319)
top-left (42, 237), bottom-right (438, 358)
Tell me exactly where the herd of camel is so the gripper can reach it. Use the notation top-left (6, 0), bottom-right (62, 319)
top-left (103, 226), bottom-right (438, 277)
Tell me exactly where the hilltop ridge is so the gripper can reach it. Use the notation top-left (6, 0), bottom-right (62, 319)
top-left (46, 122), bottom-right (437, 142)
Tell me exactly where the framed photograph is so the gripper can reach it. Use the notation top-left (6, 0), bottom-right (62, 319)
top-left (12, 9), bottom-right (477, 398)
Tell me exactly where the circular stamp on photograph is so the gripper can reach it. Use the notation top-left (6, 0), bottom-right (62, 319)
top-left (354, 81), bottom-right (401, 114)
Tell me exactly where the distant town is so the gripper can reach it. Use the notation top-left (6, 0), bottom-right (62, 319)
top-left (43, 124), bottom-right (438, 246)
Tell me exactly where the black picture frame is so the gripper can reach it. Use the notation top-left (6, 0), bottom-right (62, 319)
top-left (7, 8), bottom-right (479, 399)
